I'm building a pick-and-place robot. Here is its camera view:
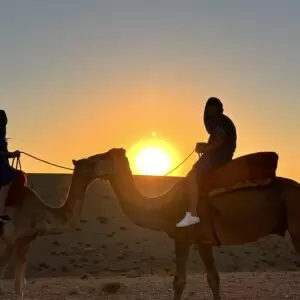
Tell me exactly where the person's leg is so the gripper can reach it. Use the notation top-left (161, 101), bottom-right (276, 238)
top-left (0, 182), bottom-right (12, 222)
top-left (176, 156), bottom-right (211, 227)
top-left (186, 170), bottom-right (199, 216)
top-left (189, 155), bottom-right (212, 214)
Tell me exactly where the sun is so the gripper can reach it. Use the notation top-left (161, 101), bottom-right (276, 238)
top-left (135, 147), bottom-right (171, 176)
top-left (128, 137), bottom-right (180, 176)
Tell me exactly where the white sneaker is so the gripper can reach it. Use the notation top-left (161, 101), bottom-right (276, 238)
top-left (176, 212), bottom-right (200, 228)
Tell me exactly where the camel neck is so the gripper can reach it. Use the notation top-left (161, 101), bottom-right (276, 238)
top-left (109, 166), bottom-right (166, 231)
top-left (62, 172), bottom-right (89, 225)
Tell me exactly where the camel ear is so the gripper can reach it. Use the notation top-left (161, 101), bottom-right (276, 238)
top-left (72, 159), bottom-right (77, 166)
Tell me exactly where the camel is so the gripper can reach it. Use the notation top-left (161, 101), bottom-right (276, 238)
top-left (0, 153), bottom-right (111, 300)
top-left (94, 148), bottom-right (300, 300)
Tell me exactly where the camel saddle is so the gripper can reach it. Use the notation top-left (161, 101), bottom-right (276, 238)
top-left (5, 169), bottom-right (28, 206)
top-left (199, 152), bottom-right (278, 196)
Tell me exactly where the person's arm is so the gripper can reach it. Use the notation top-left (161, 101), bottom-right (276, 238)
top-left (203, 127), bottom-right (226, 154)
top-left (0, 150), bottom-right (20, 158)
top-left (0, 134), bottom-right (20, 158)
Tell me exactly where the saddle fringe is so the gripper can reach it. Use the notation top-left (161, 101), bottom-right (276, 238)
top-left (206, 178), bottom-right (272, 196)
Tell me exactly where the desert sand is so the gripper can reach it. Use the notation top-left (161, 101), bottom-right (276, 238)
top-left (2, 174), bottom-right (300, 299)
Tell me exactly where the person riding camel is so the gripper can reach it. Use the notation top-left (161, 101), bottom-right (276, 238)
top-left (176, 97), bottom-right (237, 227)
top-left (0, 110), bottom-right (20, 223)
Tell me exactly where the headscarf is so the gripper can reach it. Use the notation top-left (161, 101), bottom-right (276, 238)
top-left (0, 110), bottom-right (7, 127)
top-left (203, 97), bottom-right (223, 134)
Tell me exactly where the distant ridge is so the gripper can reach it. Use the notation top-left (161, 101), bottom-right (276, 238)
top-left (27, 173), bottom-right (183, 179)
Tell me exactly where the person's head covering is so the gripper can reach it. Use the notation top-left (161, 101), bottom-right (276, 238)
top-left (204, 97), bottom-right (224, 134)
top-left (0, 110), bottom-right (7, 126)
top-left (205, 97), bottom-right (223, 112)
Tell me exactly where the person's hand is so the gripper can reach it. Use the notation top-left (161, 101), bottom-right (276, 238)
top-left (11, 150), bottom-right (21, 158)
top-left (195, 142), bottom-right (207, 154)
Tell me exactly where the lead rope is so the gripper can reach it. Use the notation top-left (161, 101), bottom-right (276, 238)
top-left (163, 150), bottom-right (195, 176)
top-left (20, 151), bottom-right (74, 171)
top-left (19, 150), bottom-right (195, 175)
top-left (11, 156), bottom-right (22, 170)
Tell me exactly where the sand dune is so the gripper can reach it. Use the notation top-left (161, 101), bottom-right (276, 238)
top-left (2, 174), bottom-right (300, 298)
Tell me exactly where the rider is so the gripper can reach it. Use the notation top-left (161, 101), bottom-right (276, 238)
top-left (0, 110), bottom-right (20, 223)
top-left (176, 97), bottom-right (237, 227)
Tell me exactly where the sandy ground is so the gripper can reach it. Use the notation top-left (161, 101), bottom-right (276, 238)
top-left (2, 273), bottom-right (300, 299)
top-left (2, 174), bottom-right (300, 299)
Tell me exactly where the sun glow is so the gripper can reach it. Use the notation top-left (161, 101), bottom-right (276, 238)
top-left (128, 137), bottom-right (180, 176)
top-left (135, 147), bottom-right (171, 175)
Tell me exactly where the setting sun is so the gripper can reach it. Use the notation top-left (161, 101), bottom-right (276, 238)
top-left (135, 147), bottom-right (171, 175)
top-left (127, 136), bottom-right (181, 176)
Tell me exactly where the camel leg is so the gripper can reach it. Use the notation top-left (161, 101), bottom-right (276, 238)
top-left (289, 229), bottom-right (300, 257)
top-left (173, 240), bottom-right (190, 300)
top-left (0, 242), bottom-right (14, 292)
top-left (197, 243), bottom-right (220, 300)
top-left (288, 216), bottom-right (300, 255)
top-left (14, 237), bottom-right (32, 300)
top-left (285, 187), bottom-right (300, 257)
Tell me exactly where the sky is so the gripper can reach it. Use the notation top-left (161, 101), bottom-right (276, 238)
top-left (1, 1), bottom-right (300, 179)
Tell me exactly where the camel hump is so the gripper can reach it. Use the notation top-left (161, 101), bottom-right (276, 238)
top-left (200, 152), bottom-right (278, 196)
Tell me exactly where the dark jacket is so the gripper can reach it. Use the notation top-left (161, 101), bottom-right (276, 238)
top-left (0, 124), bottom-right (14, 185)
top-left (205, 113), bottom-right (237, 164)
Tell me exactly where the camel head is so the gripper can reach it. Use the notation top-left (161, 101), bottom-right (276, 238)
top-left (72, 152), bottom-right (116, 182)
top-left (85, 148), bottom-right (130, 182)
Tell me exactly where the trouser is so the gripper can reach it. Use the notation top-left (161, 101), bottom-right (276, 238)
top-left (0, 182), bottom-right (12, 213)
top-left (186, 153), bottom-right (233, 215)
top-left (0, 164), bottom-right (15, 214)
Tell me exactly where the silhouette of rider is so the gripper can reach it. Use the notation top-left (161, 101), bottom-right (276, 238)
top-left (176, 97), bottom-right (237, 227)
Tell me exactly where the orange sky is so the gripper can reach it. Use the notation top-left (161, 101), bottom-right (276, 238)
top-left (7, 80), bottom-right (300, 180)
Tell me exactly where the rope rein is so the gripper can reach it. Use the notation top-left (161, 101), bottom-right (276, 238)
top-left (20, 151), bottom-right (74, 171)
top-left (163, 150), bottom-right (195, 176)
top-left (17, 149), bottom-right (195, 176)
top-left (11, 156), bottom-right (22, 170)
